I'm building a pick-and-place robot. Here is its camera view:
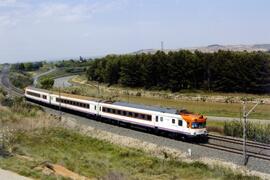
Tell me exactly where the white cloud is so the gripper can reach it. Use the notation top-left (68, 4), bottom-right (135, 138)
top-left (0, 0), bottom-right (16, 5)
top-left (36, 2), bottom-right (93, 23)
top-left (0, 0), bottom-right (128, 26)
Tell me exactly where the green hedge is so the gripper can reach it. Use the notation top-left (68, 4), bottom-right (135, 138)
top-left (224, 120), bottom-right (270, 143)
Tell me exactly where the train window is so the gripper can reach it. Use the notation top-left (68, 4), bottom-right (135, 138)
top-left (123, 111), bottom-right (127, 116)
top-left (128, 112), bottom-right (133, 117)
top-left (134, 113), bottom-right (138, 118)
top-left (172, 119), bottom-right (175, 124)
top-left (178, 120), bottom-right (182, 126)
top-left (27, 91), bottom-right (41, 98)
top-left (160, 117), bottom-right (163, 122)
top-left (141, 114), bottom-right (145, 119)
top-left (94, 106), bottom-right (96, 110)
top-left (102, 107), bottom-right (106, 112)
top-left (42, 95), bottom-right (47, 99)
top-left (117, 110), bottom-right (121, 115)
top-left (147, 115), bottom-right (152, 121)
top-left (156, 116), bottom-right (158, 122)
top-left (112, 109), bottom-right (116, 114)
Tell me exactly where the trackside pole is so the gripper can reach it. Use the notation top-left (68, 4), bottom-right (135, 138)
top-left (242, 100), bottom-right (263, 165)
top-left (242, 100), bottom-right (247, 165)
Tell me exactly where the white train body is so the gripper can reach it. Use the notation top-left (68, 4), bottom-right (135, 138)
top-left (25, 87), bottom-right (207, 138)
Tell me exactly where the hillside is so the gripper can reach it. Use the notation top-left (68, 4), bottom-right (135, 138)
top-left (132, 44), bottom-right (270, 54)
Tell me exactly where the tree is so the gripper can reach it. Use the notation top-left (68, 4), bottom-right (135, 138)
top-left (40, 78), bottom-right (54, 89)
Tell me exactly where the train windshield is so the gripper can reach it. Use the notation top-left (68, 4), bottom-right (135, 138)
top-left (192, 122), bottom-right (206, 129)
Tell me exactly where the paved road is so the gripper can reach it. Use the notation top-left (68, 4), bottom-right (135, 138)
top-left (53, 75), bottom-right (75, 88)
top-left (207, 116), bottom-right (270, 124)
top-left (33, 68), bottom-right (56, 86)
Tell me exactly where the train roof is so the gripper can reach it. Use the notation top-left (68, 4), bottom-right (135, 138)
top-left (26, 86), bottom-right (100, 101)
top-left (111, 101), bottom-right (181, 114)
top-left (26, 87), bottom-right (185, 114)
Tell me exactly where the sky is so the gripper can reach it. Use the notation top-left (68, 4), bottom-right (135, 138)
top-left (0, 0), bottom-right (270, 62)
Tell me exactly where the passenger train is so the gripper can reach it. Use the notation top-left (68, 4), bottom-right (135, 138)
top-left (25, 87), bottom-right (208, 139)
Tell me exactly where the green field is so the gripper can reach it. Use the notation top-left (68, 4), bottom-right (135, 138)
top-left (0, 128), bottom-right (259, 180)
top-left (62, 76), bottom-right (270, 120)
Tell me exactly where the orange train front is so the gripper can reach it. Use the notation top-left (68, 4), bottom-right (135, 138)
top-left (180, 110), bottom-right (207, 137)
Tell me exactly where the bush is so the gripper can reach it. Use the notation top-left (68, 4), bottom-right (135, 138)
top-left (40, 78), bottom-right (54, 89)
top-left (9, 72), bottom-right (33, 89)
top-left (224, 120), bottom-right (270, 143)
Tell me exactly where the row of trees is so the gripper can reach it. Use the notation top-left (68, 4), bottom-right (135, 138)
top-left (12, 62), bottom-right (43, 71)
top-left (86, 50), bottom-right (270, 94)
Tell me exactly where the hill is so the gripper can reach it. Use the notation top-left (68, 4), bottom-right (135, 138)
top-left (131, 44), bottom-right (270, 54)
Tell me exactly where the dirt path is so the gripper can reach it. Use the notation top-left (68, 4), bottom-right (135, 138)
top-left (0, 168), bottom-right (32, 180)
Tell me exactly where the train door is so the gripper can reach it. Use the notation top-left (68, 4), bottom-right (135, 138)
top-left (95, 103), bottom-right (101, 116)
top-left (155, 115), bottom-right (170, 129)
top-left (49, 94), bottom-right (53, 104)
top-left (154, 115), bottom-right (159, 127)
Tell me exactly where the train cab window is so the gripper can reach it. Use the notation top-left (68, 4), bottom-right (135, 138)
top-left (178, 120), bottom-right (182, 126)
top-left (172, 119), bottom-right (175, 124)
top-left (160, 117), bottom-right (163, 122)
top-left (156, 116), bottom-right (158, 122)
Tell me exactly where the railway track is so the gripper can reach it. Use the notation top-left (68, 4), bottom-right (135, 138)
top-left (204, 134), bottom-right (270, 161)
top-left (0, 65), bottom-right (24, 97)
top-left (1, 66), bottom-right (269, 162)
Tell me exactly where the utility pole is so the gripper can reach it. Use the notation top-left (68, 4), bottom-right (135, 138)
top-left (242, 99), bottom-right (263, 165)
top-left (242, 100), bottom-right (247, 165)
top-left (59, 86), bottom-right (62, 121)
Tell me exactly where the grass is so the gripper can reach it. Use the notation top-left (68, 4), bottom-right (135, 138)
top-left (27, 63), bottom-right (53, 77)
top-left (63, 75), bottom-right (270, 120)
top-left (9, 71), bottom-right (33, 89)
top-left (39, 67), bottom-right (83, 82)
top-left (0, 128), bottom-right (260, 180)
top-left (224, 121), bottom-right (270, 143)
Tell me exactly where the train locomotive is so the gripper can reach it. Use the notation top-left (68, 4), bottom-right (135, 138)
top-left (25, 87), bottom-right (208, 139)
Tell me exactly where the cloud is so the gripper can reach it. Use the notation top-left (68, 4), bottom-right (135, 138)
top-left (0, 0), bottom-right (128, 27)
top-left (0, 0), bottom-right (16, 5)
top-left (36, 2), bottom-right (94, 23)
